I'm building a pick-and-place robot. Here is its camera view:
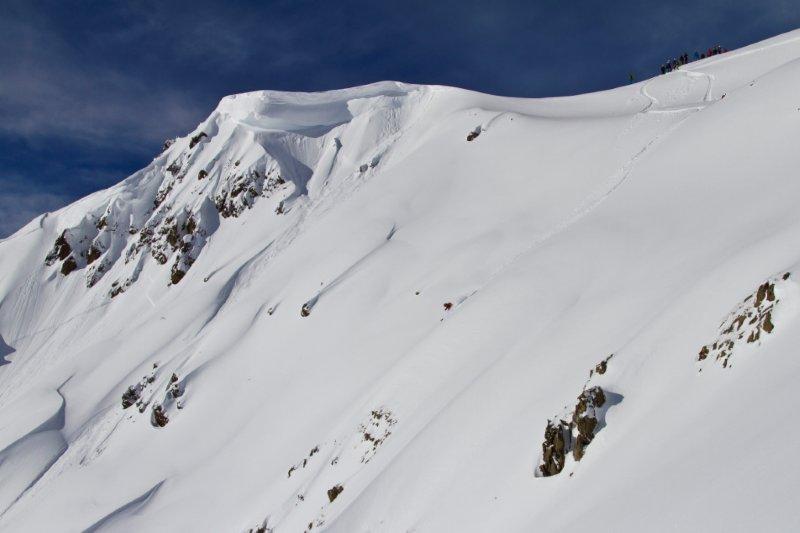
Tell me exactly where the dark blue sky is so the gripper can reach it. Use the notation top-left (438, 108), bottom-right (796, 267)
top-left (1, 0), bottom-right (798, 236)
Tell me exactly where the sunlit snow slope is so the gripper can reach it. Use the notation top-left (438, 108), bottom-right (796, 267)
top-left (2, 30), bottom-right (800, 532)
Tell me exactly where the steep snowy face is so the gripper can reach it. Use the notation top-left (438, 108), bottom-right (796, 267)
top-left (37, 82), bottom-right (430, 296)
top-left (3, 31), bottom-right (800, 533)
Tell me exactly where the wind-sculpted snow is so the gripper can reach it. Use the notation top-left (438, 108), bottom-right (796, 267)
top-left (39, 82), bottom-right (430, 296)
top-left (4, 34), bottom-right (800, 532)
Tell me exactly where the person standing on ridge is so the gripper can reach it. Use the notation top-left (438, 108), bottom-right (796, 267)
top-left (629, 72), bottom-right (635, 83)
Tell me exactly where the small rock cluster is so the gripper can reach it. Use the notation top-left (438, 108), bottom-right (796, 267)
top-left (286, 445), bottom-right (321, 478)
top-left (214, 169), bottom-right (285, 219)
top-left (538, 355), bottom-right (616, 477)
top-left (45, 224), bottom-right (112, 285)
top-left (120, 364), bottom-right (185, 428)
top-left (120, 365), bottom-right (158, 415)
top-left (698, 273), bottom-right (790, 368)
top-left (358, 407), bottom-right (397, 464)
top-left (539, 386), bottom-right (607, 477)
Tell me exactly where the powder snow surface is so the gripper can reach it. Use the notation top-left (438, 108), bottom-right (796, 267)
top-left (2, 30), bottom-right (800, 532)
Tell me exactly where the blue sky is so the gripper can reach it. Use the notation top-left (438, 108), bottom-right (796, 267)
top-left (1, 0), bottom-right (798, 236)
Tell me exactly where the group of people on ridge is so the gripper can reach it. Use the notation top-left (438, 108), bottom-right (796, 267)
top-left (660, 45), bottom-right (727, 74)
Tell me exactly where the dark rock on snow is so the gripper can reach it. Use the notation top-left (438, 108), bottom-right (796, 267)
top-left (327, 484), bottom-right (344, 503)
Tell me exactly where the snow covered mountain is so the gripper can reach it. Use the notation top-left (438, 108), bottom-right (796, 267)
top-left (2, 29), bottom-right (800, 532)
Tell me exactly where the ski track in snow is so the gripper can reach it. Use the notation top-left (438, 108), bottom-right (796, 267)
top-left (303, 224), bottom-right (397, 314)
top-left (461, 71), bottom-right (715, 309)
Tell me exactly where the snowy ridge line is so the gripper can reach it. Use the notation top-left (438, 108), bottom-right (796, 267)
top-left (685, 32), bottom-right (800, 72)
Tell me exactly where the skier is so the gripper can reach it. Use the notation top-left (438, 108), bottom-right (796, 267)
top-left (660, 64), bottom-right (666, 75)
top-left (629, 72), bottom-right (635, 83)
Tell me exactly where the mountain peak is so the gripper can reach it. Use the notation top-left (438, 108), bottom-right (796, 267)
top-left (4, 29), bottom-right (800, 532)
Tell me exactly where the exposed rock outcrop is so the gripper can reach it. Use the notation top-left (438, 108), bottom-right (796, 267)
top-left (60, 256), bottom-right (78, 276)
top-left (286, 444), bottom-right (322, 478)
top-left (538, 386), bottom-right (607, 476)
top-left (189, 132), bottom-right (207, 149)
top-left (45, 230), bottom-right (72, 265)
top-left (538, 356), bottom-right (618, 477)
top-left (326, 484), bottom-right (343, 503)
top-left (592, 354), bottom-right (613, 376)
top-left (466, 127), bottom-right (482, 141)
top-left (572, 386), bottom-right (606, 461)
top-left (214, 169), bottom-right (285, 219)
top-left (151, 405), bottom-right (169, 427)
top-left (43, 128), bottom-right (291, 293)
top-left (358, 407), bottom-right (397, 463)
top-left (121, 386), bottom-right (141, 409)
top-left (540, 419), bottom-right (571, 476)
top-left (698, 272), bottom-right (791, 368)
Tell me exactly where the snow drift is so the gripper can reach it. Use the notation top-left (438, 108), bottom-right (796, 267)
top-left (3, 30), bottom-right (800, 532)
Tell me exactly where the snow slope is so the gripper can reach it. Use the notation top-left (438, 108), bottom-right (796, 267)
top-left (3, 29), bottom-right (800, 532)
